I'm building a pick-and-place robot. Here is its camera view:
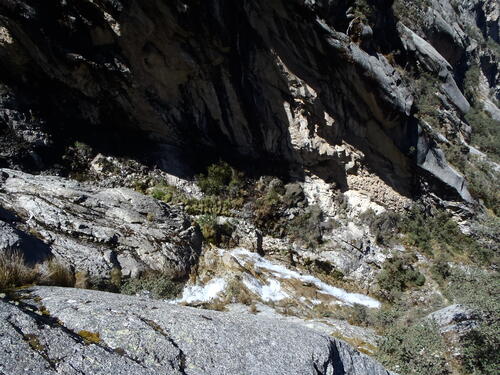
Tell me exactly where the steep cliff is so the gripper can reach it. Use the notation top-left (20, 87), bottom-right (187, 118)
top-left (2, 0), bottom-right (497, 203)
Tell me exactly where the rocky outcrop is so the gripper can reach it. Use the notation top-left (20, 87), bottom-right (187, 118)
top-left (0, 168), bottom-right (202, 279)
top-left (0, 0), bottom-right (481, 204)
top-left (0, 286), bottom-right (394, 375)
top-left (428, 304), bottom-right (479, 335)
top-left (427, 304), bottom-right (481, 360)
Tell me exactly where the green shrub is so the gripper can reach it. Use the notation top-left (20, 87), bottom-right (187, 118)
top-left (196, 161), bottom-right (242, 196)
top-left (377, 321), bottom-right (451, 375)
top-left (376, 254), bottom-right (425, 301)
top-left (465, 107), bottom-right (500, 162)
top-left (430, 255), bottom-right (451, 284)
top-left (349, 303), bottom-right (371, 327)
top-left (120, 271), bottom-right (184, 299)
top-left (254, 188), bottom-right (282, 233)
top-left (196, 215), bottom-right (235, 246)
top-left (460, 322), bottom-right (500, 375)
top-left (286, 205), bottom-right (323, 248)
top-left (253, 180), bottom-right (324, 248)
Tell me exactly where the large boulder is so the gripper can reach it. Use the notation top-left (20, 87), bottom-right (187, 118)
top-left (0, 169), bottom-right (202, 279)
top-left (0, 286), bottom-right (394, 375)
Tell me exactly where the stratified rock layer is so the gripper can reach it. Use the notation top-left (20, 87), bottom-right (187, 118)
top-left (0, 168), bottom-right (202, 278)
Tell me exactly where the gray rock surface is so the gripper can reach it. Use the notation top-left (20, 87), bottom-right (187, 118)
top-left (427, 304), bottom-right (479, 335)
top-left (0, 286), bottom-right (394, 375)
top-left (0, 220), bottom-right (20, 253)
top-left (0, 168), bottom-right (201, 278)
top-left (0, 218), bottom-right (52, 264)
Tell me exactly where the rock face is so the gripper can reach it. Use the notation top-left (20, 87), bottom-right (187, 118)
top-left (1, 0), bottom-right (491, 203)
top-left (0, 168), bottom-right (202, 278)
top-left (0, 286), bottom-right (394, 375)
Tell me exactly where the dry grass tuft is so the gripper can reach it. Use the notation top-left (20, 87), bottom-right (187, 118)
top-left (0, 251), bottom-right (37, 291)
top-left (39, 259), bottom-right (75, 287)
top-left (74, 270), bottom-right (90, 289)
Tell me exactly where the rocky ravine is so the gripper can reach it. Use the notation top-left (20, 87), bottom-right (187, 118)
top-left (0, 0), bottom-right (498, 374)
top-left (1, 286), bottom-right (393, 375)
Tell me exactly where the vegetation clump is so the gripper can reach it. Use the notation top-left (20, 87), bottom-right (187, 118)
top-left (377, 321), bottom-right (451, 375)
top-left (360, 209), bottom-right (401, 245)
top-left (376, 254), bottom-right (426, 301)
top-left (253, 180), bottom-right (324, 248)
top-left (444, 269), bottom-right (500, 375)
top-left (401, 207), bottom-right (494, 265)
top-left (465, 108), bottom-right (500, 163)
top-left (0, 251), bottom-right (37, 291)
top-left (147, 162), bottom-right (246, 218)
top-left (24, 334), bottom-right (45, 352)
top-left (393, 0), bottom-right (430, 28)
top-left (195, 215), bottom-right (235, 246)
top-left (78, 330), bottom-right (101, 345)
top-left (120, 270), bottom-right (184, 299)
top-left (38, 259), bottom-right (75, 287)
top-left (373, 267), bottom-right (499, 375)
top-left (196, 161), bottom-right (243, 197)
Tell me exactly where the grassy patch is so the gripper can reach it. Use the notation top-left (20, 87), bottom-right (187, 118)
top-left (38, 259), bottom-right (75, 287)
